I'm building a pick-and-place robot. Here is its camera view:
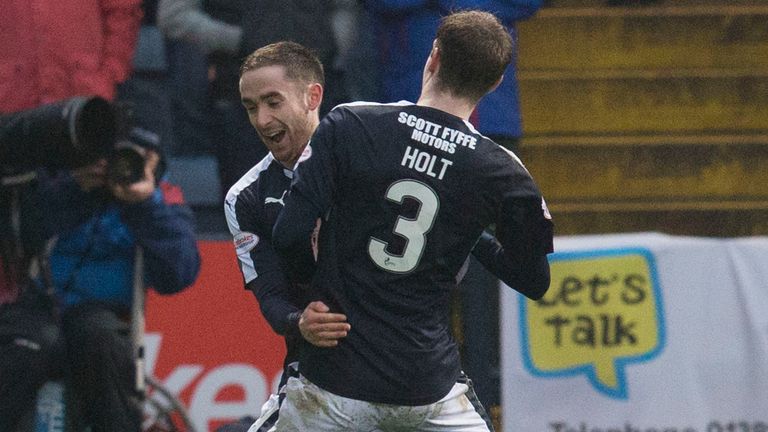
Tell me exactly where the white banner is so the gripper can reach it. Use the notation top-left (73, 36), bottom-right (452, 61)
top-left (501, 233), bottom-right (768, 432)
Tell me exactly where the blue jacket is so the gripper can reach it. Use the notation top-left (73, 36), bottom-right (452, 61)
top-left (364, 0), bottom-right (542, 137)
top-left (31, 172), bottom-right (201, 311)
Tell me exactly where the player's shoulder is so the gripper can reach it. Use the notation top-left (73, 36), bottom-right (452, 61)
top-left (224, 153), bottom-right (275, 208)
top-left (460, 120), bottom-right (513, 156)
top-left (329, 100), bottom-right (414, 119)
top-left (462, 121), bottom-right (531, 173)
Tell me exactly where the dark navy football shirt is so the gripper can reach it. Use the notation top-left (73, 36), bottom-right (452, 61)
top-left (224, 149), bottom-right (314, 370)
top-left (274, 101), bottom-right (553, 405)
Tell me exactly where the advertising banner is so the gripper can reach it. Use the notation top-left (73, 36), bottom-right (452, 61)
top-left (145, 240), bottom-right (285, 431)
top-left (501, 233), bottom-right (768, 432)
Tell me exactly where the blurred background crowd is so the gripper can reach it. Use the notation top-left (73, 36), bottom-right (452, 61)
top-left (4, 0), bottom-right (767, 429)
top-left (3, 0), bottom-right (549, 234)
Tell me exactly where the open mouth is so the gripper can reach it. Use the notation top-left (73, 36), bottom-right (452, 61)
top-left (264, 130), bottom-right (286, 145)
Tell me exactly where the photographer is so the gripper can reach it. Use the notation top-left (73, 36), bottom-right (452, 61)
top-left (1, 115), bottom-right (201, 430)
top-left (1, 96), bottom-right (111, 432)
top-left (35, 128), bottom-right (201, 432)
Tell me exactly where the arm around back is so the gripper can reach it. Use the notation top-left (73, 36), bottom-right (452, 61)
top-left (245, 277), bottom-right (302, 337)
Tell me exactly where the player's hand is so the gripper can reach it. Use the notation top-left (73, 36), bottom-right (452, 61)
top-left (110, 149), bottom-right (160, 203)
top-left (299, 301), bottom-right (350, 348)
top-left (72, 159), bottom-right (107, 191)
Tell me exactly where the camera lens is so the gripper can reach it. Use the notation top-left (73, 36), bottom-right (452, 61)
top-left (71, 97), bottom-right (116, 163)
top-left (0, 96), bottom-right (115, 171)
top-left (107, 146), bottom-right (145, 186)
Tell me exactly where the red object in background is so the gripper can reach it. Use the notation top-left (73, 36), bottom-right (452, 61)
top-left (0, 261), bottom-right (19, 304)
top-left (146, 240), bottom-right (286, 431)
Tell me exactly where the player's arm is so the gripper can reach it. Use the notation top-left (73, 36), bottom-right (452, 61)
top-left (478, 146), bottom-right (555, 300)
top-left (225, 195), bottom-right (302, 336)
top-left (229, 204), bottom-right (348, 342)
top-left (245, 271), bottom-right (302, 337)
top-left (273, 113), bottom-right (340, 268)
top-left (471, 224), bottom-right (551, 300)
top-left (226, 193), bottom-right (348, 345)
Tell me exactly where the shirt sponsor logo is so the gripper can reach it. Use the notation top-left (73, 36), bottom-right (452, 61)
top-left (233, 232), bottom-right (259, 254)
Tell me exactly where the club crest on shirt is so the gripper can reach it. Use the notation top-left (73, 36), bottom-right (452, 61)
top-left (234, 231), bottom-right (259, 254)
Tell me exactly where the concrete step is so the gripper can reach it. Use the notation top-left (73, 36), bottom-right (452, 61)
top-left (518, 6), bottom-right (768, 71)
top-left (550, 207), bottom-right (768, 236)
top-left (518, 132), bottom-right (768, 202)
top-left (521, 133), bottom-right (768, 236)
top-left (514, 1), bottom-right (768, 236)
top-left (543, 0), bottom-right (768, 8)
top-left (519, 74), bottom-right (768, 134)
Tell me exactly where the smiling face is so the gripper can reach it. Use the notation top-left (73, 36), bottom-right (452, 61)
top-left (239, 65), bottom-right (322, 168)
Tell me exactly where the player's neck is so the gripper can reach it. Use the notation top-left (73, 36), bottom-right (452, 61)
top-left (417, 90), bottom-right (475, 120)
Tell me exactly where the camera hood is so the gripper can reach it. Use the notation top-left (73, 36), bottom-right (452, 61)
top-left (1, 96), bottom-right (116, 172)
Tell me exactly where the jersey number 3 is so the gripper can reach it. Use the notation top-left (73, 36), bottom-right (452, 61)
top-left (368, 179), bottom-right (440, 273)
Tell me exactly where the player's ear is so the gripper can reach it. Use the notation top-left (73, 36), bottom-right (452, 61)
top-left (306, 83), bottom-right (323, 111)
top-left (426, 40), bottom-right (440, 74)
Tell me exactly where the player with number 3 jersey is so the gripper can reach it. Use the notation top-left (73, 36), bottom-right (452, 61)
top-left (273, 10), bottom-right (554, 432)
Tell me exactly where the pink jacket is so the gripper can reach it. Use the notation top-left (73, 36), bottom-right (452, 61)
top-left (0, 0), bottom-right (142, 113)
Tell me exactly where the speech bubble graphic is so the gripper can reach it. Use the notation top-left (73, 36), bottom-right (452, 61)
top-left (520, 248), bottom-right (665, 399)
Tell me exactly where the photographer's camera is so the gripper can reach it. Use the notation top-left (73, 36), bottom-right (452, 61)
top-left (1, 97), bottom-right (164, 189)
top-left (106, 128), bottom-right (164, 187)
top-left (0, 96), bottom-right (116, 173)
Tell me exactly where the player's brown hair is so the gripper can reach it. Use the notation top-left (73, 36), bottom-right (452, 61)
top-left (240, 41), bottom-right (325, 86)
top-left (434, 10), bottom-right (513, 101)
